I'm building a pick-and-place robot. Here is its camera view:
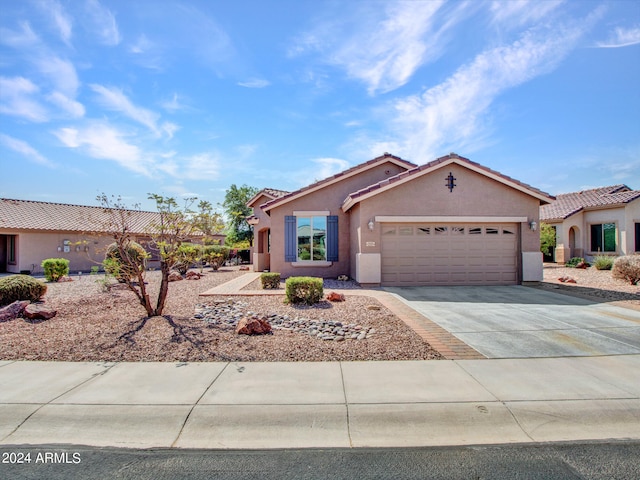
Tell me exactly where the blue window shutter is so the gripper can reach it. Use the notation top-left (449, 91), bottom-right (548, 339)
top-left (327, 215), bottom-right (339, 262)
top-left (285, 216), bottom-right (297, 262)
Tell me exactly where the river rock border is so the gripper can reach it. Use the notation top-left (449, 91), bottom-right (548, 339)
top-left (194, 299), bottom-right (376, 341)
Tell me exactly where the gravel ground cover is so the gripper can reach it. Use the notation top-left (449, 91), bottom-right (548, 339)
top-left (538, 263), bottom-right (640, 308)
top-left (0, 267), bottom-right (440, 362)
top-left (2, 263), bottom-right (637, 362)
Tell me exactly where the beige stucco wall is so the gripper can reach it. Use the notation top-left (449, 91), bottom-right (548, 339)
top-left (267, 161), bottom-right (408, 279)
top-left (554, 198), bottom-right (640, 263)
top-left (351, 164), bottom-right (544, 283)
top-left (1, 230), bottom-right (116, 274)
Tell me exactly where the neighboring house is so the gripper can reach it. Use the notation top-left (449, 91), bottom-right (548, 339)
top-left (540, 185), bottom-right (640, 264)
top-left (248, 153), bottom-right (553, 286)
top-left (0, 199), bottom-right (225, 274)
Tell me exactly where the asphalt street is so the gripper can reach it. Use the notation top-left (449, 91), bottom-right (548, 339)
top-left (2, 442), bottom-right (639, 480)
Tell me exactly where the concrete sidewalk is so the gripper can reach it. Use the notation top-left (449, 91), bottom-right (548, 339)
top-left (1, 357), bottom-right (639, 449)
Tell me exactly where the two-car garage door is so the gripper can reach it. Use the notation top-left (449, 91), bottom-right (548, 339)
top-left (381, 223), bottom-right (519, 286)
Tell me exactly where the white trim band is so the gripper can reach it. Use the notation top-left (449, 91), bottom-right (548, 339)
top-left (374, 216), bottom-right (528, 223)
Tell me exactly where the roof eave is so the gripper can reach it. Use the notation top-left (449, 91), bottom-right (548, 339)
top-left (263, 155), bottom-right (415, 213)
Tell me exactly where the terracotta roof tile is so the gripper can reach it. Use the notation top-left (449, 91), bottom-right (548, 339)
top-left (540, 185), bottom-right (640, 221)
top-left (0, 198), bottom-right (161, 233)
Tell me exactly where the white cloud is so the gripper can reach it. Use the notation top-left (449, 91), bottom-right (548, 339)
top-left (489, 0), bottom-right (565, 28)
top-left (0, 76), bottom-right (48, 122)
top-left (381, 13), bottom-right (601, 161)
top-left (160, 93), bottom-right (185, 113)
top-left (238, 78), bottom-right (271, 88)
top-left (46, 91), bottom-right (85, 118)
top-left (290, 1), bottom-right (473, 95)
top-left (129, 34), bottom-right (153, 54)
top-left (85, 0), bottom-right (120, 46)
top-left (34, 55), bottom-right (80, 97)
top-left (90, 84), bottom-right (172, 138)
top-left (0, 133), bottom-right (55, 168)
top-left (158, 152), bottom-right (220, 180)
top-left (0, 21), bottom-right (39, 48)
top-left (312, 157), bottom-right (351, 180)
top-left (54, 122), bottom-right (150, 175)
top-left (597, 25), bottom-right (640, 48)
top-left (43, 0), bottom-right (73, 45)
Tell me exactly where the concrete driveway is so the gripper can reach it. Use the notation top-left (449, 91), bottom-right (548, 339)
top-left (383, 286), bottom-right (640, 358)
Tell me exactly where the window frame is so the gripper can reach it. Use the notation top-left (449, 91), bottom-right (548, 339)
top-left (590, 222), bottom-right (617, 253)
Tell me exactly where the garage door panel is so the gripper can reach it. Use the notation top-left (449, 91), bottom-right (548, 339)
top-left (381, 223), bottom-right (519, 286)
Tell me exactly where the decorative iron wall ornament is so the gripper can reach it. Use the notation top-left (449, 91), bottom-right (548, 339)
top-left (445, 172), bottom-right (457, 192)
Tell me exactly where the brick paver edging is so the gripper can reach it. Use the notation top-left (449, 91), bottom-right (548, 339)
top-left (200, 272), bottom-right (485, 360)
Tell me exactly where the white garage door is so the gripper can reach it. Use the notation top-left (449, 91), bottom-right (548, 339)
top-left (381, 223), bottom-right (519, 286)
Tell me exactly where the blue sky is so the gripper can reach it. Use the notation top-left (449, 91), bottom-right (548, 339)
top-left (1, 0), bottom-right (639, 212)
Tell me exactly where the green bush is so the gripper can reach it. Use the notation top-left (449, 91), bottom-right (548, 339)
top-left (593, 255), bottom-right (615, 271)
top-left (565, 257), bottom-right (589, 268)
top-left (203, 245), bottom-right (230, 270)
top-left (41, 258), bottom-right (70, 282)
top-left (0, 275), bottom-right (47, 306)
top-left (612, 255), bottom-right (640, 285)
top-left (285, 276), bottom-right (323, 305)
top-left (175, 243), bottom-right (200, 274)
top-left (103, 241), bottom-right (148, 283)
top-left (261, 272), bottom-right (281, 289)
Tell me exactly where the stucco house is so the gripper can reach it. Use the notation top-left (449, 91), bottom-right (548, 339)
top-left (0, 199), bottom-right (225, 274)
top-left (540, 185), bottom-right (640, 264)
top-left (248, 153), bottom-right (553, 286)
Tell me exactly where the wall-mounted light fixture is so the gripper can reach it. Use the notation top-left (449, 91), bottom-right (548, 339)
top-left (529, 220), bottom-right (537, 231)
top-left (367, 219), bottom-right (375, 231)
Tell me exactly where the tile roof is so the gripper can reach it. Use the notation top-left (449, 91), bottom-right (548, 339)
top-left (259, 153), bottom-right (417, 211)
top-left (342, 153), bottom-right (554, 211)
top-left (0, 198), bottom-right (161, 233)
top-left (540, 185), bottom-right (640, 221)
top-left (247, 188), bottom-right (290, 208)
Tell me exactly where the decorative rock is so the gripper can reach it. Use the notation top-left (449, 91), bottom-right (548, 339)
top-left (337, 275), bottom-right (349, 281)
top-left (23, 304), bottom-right (57, 321)
top-left (185, 271), bottom-right (202, 280)
top-left (575, 262), bottom-right (588, 269)
top-left (195, 300), bottom-right (375, 342)
top-left (239, 266), bottom-right (250, 271)
top-left (366, 305), bottom-right (382, 311)
top-left (558, 276), bottom-right (577, 284)
top-left (236, 316), bottom-right (272, 335)
top-left (57, 276), bottom-right (73, 282)
top-left (326, 291), bottom-right (345, 302)
top-left (0, 300), bottom-right (29, 322)
top-left (168, 271), bottom-right (183, 282)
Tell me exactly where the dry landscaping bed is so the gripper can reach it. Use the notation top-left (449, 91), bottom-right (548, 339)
top-left (0, 267), bottom-right (440, 362)
top-left (538, 263), bottom-right (640, 309)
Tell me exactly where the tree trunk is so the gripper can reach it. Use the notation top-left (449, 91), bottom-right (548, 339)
top-left (154, 262), bottom-right (170, 316)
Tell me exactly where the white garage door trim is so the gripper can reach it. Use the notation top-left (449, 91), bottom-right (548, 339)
top-left (381, 222), bottom-right (520, 286)
top-left (375, 215), bottom-right (527, 223)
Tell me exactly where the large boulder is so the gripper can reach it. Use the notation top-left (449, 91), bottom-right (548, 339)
top-left (0, 300), bottom-right (29, 322)
top-left (23, 304), bottom-right (57, 321)
top-left (236, 316), bottom-right (272, 335)
top-left (326, 291), bottom-right (345, 302)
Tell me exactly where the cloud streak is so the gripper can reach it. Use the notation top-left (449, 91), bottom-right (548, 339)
top-left (597, 25), bottom-right (640, 48)
top-left (90, 84), bottom-right (178, 138)
top-left (0, 133), bottom-right (56, 168)
top-left (378, 9), bottom-right (603, 161)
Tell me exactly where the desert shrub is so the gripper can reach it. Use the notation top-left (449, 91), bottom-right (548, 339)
top-left (593, 255), bottom-right (615, 271)
top-left (261, 272), bottom-right (281, 289)
top-left (285, 276), bottom-right (323, 305)
top-left (0, 275), bottom-right (47, 306)
top-left (41, 258), bottom-right (70, 282)
top-left (565, 257), bottom-right (589, 268)
top-left (612, 255), bottom-right (640, 285)
top-left (175, 243), bottom-right (200, 274)
top-left (103, 241), bottom-right (148, 283)
top-left (203, 245), bottom-right (230, 270)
